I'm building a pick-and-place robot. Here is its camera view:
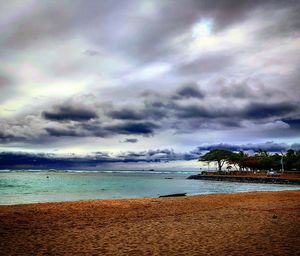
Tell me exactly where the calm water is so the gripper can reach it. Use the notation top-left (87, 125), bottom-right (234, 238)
top-left (0, 170), bottom-right (299, 205)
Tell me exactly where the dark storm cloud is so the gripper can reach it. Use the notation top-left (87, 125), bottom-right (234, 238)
top-left (1, 0), bottom-right (300, 150)
top-left (193, 142), bottom-right (290, 154)
top-left (89, 121), bottom-right (159, 137)
top-left (174, 105), bottom-right (228, 119)
top-left (219, 119), bottom-right (242, 128)
top-left (3, 83), bottom-right (299, 144)
top-left (169, 100), bottom-right (298, 131)
top-left (102, 88), bottom-right (299, 133)
top-left (106, 122), bottom-right (159, 136)
top-left (282, 118), bottom-right (300, 130)
top-left (0, 148), bottom-right (195, 169)
top-left (171, 101), bottom-right (297, 123)
top-left (2, 141), bottom-right (298, 169)
top-left (242, 102), bottom-right (298, 119)
top-left (122, 138), bottom-right (138, 143)
top-left (108, 108), bottom-right (143, 120)
top-left (45, 127), bottom-right (79, 137)
top-left (44, 121), bottom-right (159, 138)
top-left (117, 148), bottom-right (197, 162)
top-left (291, 143), bottom-right (300, 150)
top-left (42, 105), bottom-right (98, 122)
top-left (173, 83), bottom-right (204, 99)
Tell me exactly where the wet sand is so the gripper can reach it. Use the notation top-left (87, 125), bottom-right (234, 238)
top-left (1, 191), bottom-right (299, 256)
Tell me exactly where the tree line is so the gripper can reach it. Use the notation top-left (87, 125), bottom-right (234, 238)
top-left (199, 149), bottom-right (300, 172)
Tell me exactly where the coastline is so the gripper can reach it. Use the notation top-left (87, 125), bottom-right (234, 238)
top-left (187, 174), bottom-right (300, 185)
top-left (1, 190), bottom-right (299, 255)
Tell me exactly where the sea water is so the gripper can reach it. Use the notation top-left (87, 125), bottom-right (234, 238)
top-left (0, 170), bottom-right (299, 205)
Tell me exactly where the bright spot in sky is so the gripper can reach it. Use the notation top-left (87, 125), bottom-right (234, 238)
top-left (192, 19), bottom-right (213, 39)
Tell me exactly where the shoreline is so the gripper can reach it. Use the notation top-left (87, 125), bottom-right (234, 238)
top-left (1, 188), bottom-right (299, 206)
top-left (0, 189), bottom-right (300, 207)
top-left (188, 174), bottom-right (300, 185)
top-left (1, 190), bottom-right (299, 255)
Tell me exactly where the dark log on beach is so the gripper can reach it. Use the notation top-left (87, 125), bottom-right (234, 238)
top-left (159, 193), bottom-right (187, 198)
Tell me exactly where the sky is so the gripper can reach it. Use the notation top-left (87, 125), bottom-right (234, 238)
top-left (0, 0), bottom-right (300, 167)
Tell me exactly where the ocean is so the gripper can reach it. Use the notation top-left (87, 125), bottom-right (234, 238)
top-left (0, 170), bottom-right (299, 205)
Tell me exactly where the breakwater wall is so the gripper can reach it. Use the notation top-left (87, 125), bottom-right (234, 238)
top-left (187, 175), bottom-right (300, 185)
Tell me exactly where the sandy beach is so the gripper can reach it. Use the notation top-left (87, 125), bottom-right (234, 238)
top-left (1, 191), bottom-right (299, 256)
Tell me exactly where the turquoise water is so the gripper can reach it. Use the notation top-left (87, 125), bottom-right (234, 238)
top-left (0, 170), bottom-right (299, 205)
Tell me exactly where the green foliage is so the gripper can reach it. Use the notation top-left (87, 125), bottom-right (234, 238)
top-left (199, 149), bottom-right (234, 171)
top-left (284, 149), bottom-right (300, 171)
top-left (199, 148), bottom-right (300, 172)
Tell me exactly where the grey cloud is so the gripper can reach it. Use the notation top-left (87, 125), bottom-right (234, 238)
top-left (0, 71), bottom-right (17, 103)
top-left (108, 108), bottom-right (143, 120)
top-left (0, 131), bottom-right (22, 143)
top-left (174, 105), bottom-right (228, 119)
top-left (114, 0), bottom-right (279, 61)
top-left (1, 0), bottom-right (300, 149)
top-left (243, 102), bottom-right (298, 119)
top-left (197, 0), bottom-right (299, 33)
top-left (122, 138), bottom-right (138, 143)
top-left (117, 148), bottom-right (197, 162)
top-left (193, 141), bottom-right (291, 154)
top-left (173, 83), bottom-right (204, 99)
top-left (2, 0), bottom-right (287, 60)
top-left (291, 143), bottom-right (300, 150)
top-left (0, 148), bottom-right (197, 169)
top-left (219, 80), bottom-right (275, 99)
top-left (4, 86), bottom-right (300, 144)
top-left (1, 1), bottom-right (129, 51)
top-left (172, 100), bottom-right (297, 121)
top-left (45, 127), bottom-right (79, 137)
top-left (176, 54), bottom-right (234, 76)
top-left (93, 151), bottom-right (110, 158)
top-left (42, 105), bottom-right (98, 122)
top-left (282, 118), bottom-right (300, 130)
top-left (1, 0), bottom-right (297, 81)
top-left (1, 141), bottom-right (299, 169)
top-left (1, 2), bottom-right (73, 51)
top-left (106, 121), bottom-right (159, 136)
top-left (44, 120), bottom-right (159, 139)
top-left (0, 124), bottom-right (40, 143)
top-left (256, 4), bottom-right (300, 40)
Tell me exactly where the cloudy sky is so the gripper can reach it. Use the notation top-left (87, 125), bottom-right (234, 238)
top-left (0, 0), bottom-right (300, 165)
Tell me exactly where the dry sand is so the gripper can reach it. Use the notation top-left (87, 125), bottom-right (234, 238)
top-left (0, 191), bottom-right (299, 256)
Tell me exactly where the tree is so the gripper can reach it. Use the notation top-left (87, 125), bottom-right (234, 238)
top-left (255, 150), bottom-right (280, 170)
top-left (199, 149), bottom-right (234, 171)
top-left (227, 151), bottom-right (246, 171)
top-left (285, 149), bottom-right (300, 171)
top-left (198, 148), bottom-right (300, 173)
top-left (240, 156), bottom-right (259, 171)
